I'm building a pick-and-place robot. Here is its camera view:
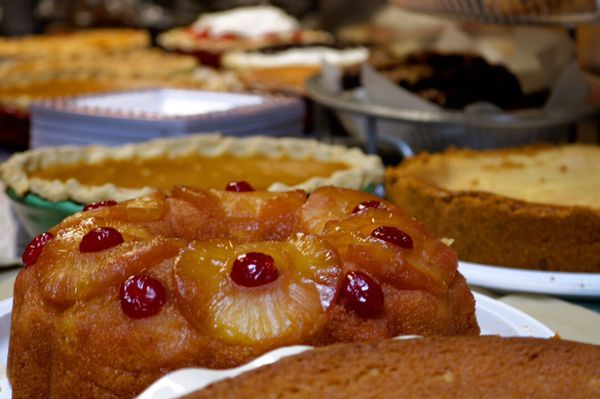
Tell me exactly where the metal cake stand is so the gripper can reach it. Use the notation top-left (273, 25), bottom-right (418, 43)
top-left (306, 75), bottom-right (599, 156)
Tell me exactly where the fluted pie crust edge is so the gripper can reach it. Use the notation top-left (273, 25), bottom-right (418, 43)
top-left (1, 134), bottom-right (384, 204)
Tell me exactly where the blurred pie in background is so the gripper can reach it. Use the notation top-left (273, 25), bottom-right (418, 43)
top-left (0, 28), bottom-right (242, 150)
top-left (158, 5), bottom-right (332, 68)
top-left (224, 43), bottom-right (369, 94)
top-left (483, 0), bottom-right (598, 15)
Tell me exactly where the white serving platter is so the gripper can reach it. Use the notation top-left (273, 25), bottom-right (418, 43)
top-left (460, 261), bottom-right (600, 299)
top-left (29, 89), bottom-right (305, 148)
top-left (0, 292), bottom-right (553, 399)
top-left (37, 89), bottom-right (299, 120)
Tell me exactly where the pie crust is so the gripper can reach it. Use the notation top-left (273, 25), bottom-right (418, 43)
top-left (2, 134), bottom-right (384, 204)
top-left (0, 49), bottom-right (197, 83)
top-left (0, 28), bottom-right (149, 59)
top-left (385, 145), bottom-right (600, 272)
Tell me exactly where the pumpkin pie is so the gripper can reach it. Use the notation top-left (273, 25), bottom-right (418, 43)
top-left (1, 134), bottom-right (384, 204)
top-left (385, 144), bottom-right (600, 272)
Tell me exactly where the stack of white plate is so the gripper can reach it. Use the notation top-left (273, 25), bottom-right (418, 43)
top-left (30, 89), bottom-right (305, 148)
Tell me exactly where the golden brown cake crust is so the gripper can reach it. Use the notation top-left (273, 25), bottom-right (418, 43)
top-left (385, 146), bottom-right (600, 272)
top-left (185, 336), bottom-right (600, 399)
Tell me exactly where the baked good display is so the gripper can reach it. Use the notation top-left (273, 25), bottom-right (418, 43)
top-left (8, 185), bottom-right (478, 398)
top-left (385, 144), bottom-right (600, 272)
top-left (483, 0), bottom-right (598, 15)
top-left (346, 49), bottom-right (548, 110)
top-left (223, 43), bottom-right (369, 94)
top-left (1, 135), bottom-right (384, 204)
top-left (0, 30), bottom-right (241, 150)
top-left (185, 336), bottom-right (600, 398)
top-left (158, 5), bottom-right (332, 67)
top-left (0, 29), bottom-right (143, 150)
top-left (0, 77), bottom-right (154, 109)
top-left (0, 50), bottom-right (238, 111)
top-left (0, 28), bottom-right (149, 59)
top-left (0, 49), bottom-right (197, 83)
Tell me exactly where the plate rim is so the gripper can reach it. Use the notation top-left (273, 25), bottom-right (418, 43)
top-left (31, 88), bottom-right (303, 122)
top-left (460, 261), bottom-right (600, 298)
top-left (0, 293), bottom-right (554, 399)
top-left (0, 298), bottom-right (11, 318)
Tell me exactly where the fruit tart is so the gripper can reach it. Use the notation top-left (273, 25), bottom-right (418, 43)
top-left (8, 186), bottom-right (478, 398)
top-left (157, 5), bottom-right (332, 68)
top-left (385, 144), bottom-right (600, 272)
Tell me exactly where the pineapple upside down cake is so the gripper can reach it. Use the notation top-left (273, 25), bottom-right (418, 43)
top-left (8, 185), bottom-right (478, 399)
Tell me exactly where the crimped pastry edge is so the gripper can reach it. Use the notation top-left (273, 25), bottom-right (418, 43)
top-left (1, 134), bottom-right (384, 204)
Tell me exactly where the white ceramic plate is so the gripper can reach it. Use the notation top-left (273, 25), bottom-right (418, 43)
top-left (29, 89), bottom-right (305, 148)
top-left (0, 293), bottom-right (553, 399)
top-left (460, 261), bottom-right (600, 299)
top-left (33, 89), bottom-right (303, 121)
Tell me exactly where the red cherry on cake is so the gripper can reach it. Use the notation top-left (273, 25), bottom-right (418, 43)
top-left (83, 200), bottom-right (117, 211)
top-left (225, 180), bottom-right (255, 192)
top-left (352, 200), bottom-right (382, 214)
top-left (22, 232), bottom-right (54, 267)
top-left (230, 252), bottom-right (279, 287)
top-left (79, 227), bottom-right (124, 253)
top-left (371, 226), bottom-right (413, 249)
top-left (120, 275), bottom-right (167, 318)
top-left (292, 30), bottom-right (304, 42)
top-left (342, 271), bottom-right (384, 318)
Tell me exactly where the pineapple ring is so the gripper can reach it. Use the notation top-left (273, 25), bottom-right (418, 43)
top-left (174, 234), bottom-right (342, 346)
top-left (39, 217), bottom-right (184, 305)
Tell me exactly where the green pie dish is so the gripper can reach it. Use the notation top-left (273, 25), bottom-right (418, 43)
top-left (6, 188), bottom-right (84, 237)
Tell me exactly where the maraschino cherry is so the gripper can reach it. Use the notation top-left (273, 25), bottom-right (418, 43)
top-left (230, 252), bottom-right (279, 287)
top-left (371, 226), bottom-right (413, 249)
top-left (83, 200), bottom-right (117, 211)
top-left (225, 180), bottom-right (255, 192)
top-left (22, 232), bottom-right (54, 267)
top-left (79, 227), bottom-right (124, 253)
top-left (342, 271), bottom-right (384, 318)
top-left (120, 275), bottom-right (167, 318)
top-left (352, 200), bottom-right (382, 214)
